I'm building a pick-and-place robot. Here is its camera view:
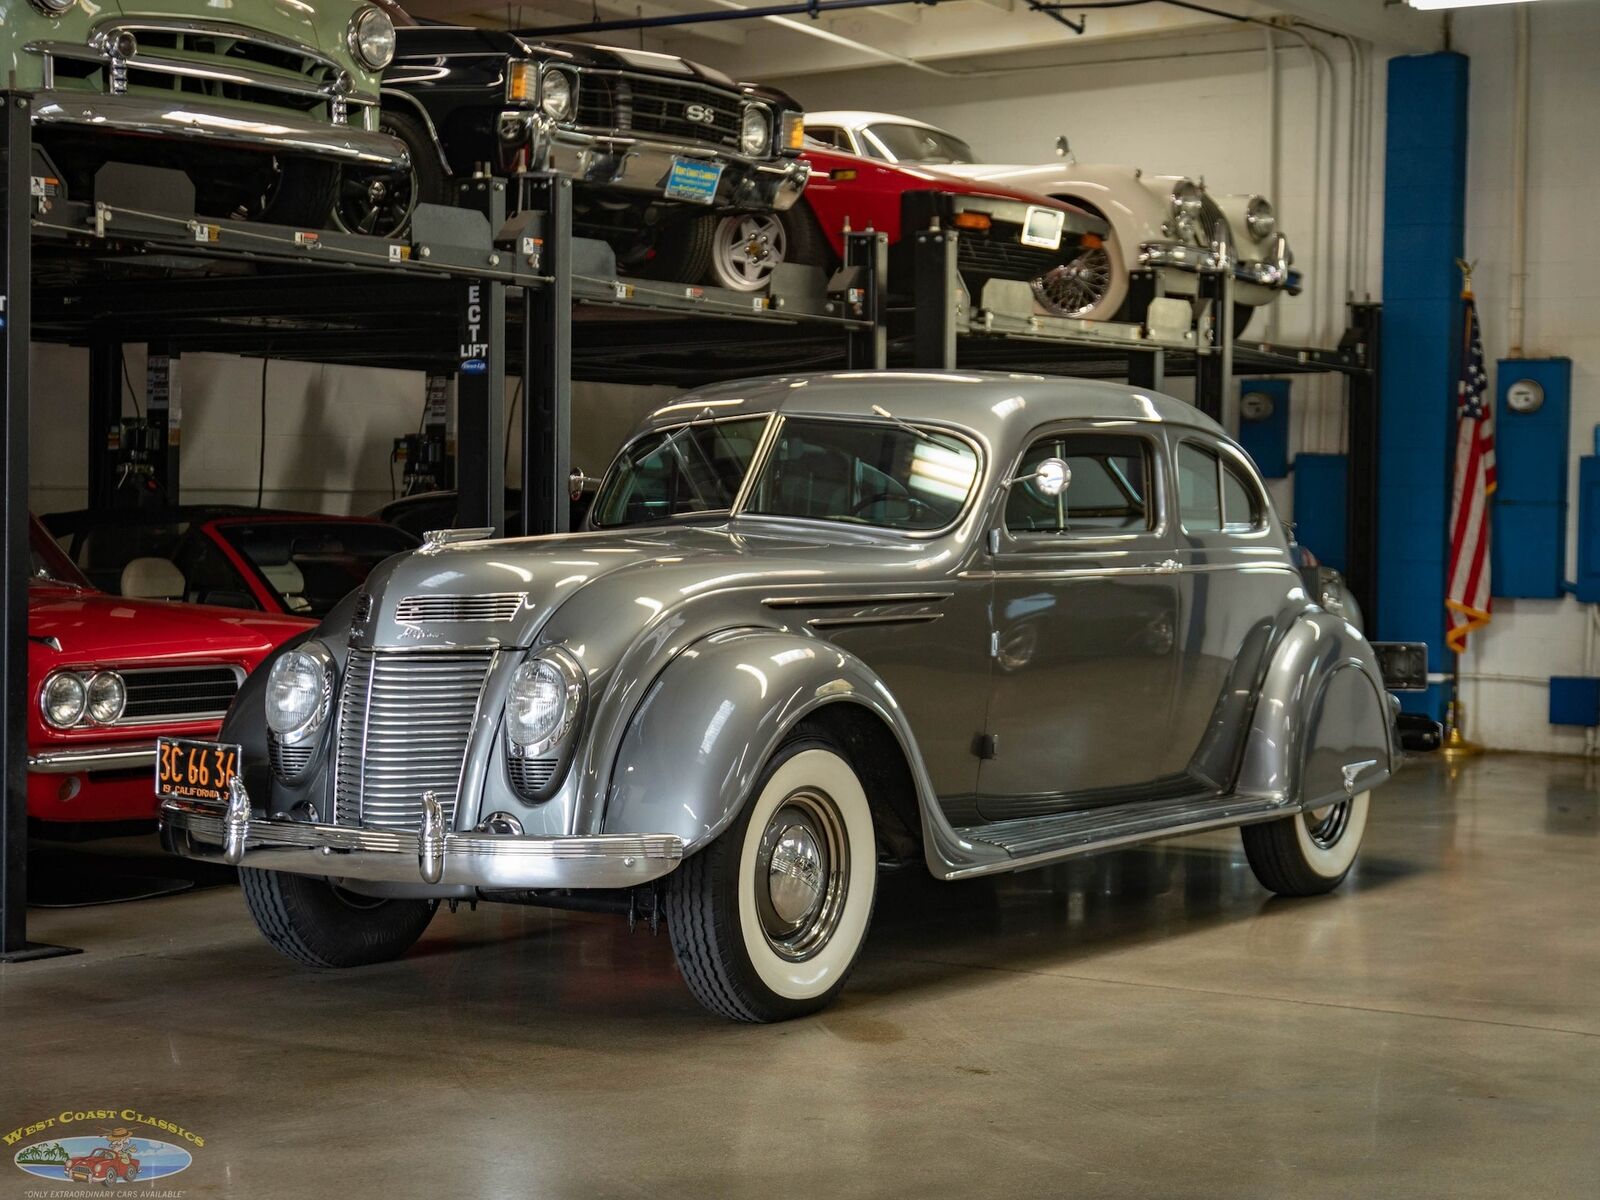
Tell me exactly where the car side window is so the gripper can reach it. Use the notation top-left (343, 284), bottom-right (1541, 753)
top-left (1005, 433), bottom-right (1152, 535)
top-left (1177, 442), bottom-right (1223, 532)
top-left (808, 126), bottom-right (849, 150)
top-left (1221, 457), bottom-right (1263, 532)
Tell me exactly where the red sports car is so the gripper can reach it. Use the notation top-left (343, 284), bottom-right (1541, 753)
top-left (701, 143), bottom-right (1105, 300)
top-left (42, 506), bottom-right (418, 619)
top-left (27, 516), bottom-right (311, 826)
top-left (65, 1148), bottom-right (140, 1185)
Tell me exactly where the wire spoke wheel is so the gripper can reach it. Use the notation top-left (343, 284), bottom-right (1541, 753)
top-left (1032, 245), bottom-right (1113, 317)
top-left (712, 213), bottom-right (788, 290)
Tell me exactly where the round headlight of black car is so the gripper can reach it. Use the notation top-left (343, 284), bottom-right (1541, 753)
top-left (506, 648), bottom-right (583, 757)
top-left (30, 0), bottom-right (76, 15)
top-left (265, 644), bottom-right (333, 746)
top-left (41, 671), bottom-right (87, 729)
top-left (541, 70), bottom-right (575, 121)
top-left (85, 671), bottom-right (127, 725)
top-left (347, 6), bottom-right (396, 71)
top-left (740, 105), bottom-right (770, 157)
top-left (1246, 195), bottom-right (1277, 241)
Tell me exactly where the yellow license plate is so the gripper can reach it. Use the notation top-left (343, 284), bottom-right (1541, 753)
top-left (156, 738), bottom-right (242, 805)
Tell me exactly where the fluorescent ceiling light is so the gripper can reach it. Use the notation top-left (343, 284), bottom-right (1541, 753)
top-left (1408, 0), bottom-right (1545, 9)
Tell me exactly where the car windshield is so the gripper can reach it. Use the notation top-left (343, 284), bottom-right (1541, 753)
top-left (29, 519), bottom-right (89, 587)
top-left (217, 521), bottom-right (418, 617)
top-left (862, 123), bottom-right (974, 164)
top-left (590, 416), bottom-right (769, 528)
top-left (743, 417), bottom-right (979, 532)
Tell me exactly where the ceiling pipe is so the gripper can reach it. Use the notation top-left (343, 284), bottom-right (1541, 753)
top-left (1509, 5), bottom-right (1530, 356)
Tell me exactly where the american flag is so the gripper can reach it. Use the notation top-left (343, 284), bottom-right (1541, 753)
top-left (1445, 290), bottom-right (1495, 653)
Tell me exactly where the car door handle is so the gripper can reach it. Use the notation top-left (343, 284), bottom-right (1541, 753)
top-left (1146, 559), bottom-right (1182, 574)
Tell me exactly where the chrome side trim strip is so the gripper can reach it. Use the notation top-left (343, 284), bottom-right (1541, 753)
top-left (808, 614), bottom-right (943, 630)
top-left (762, 591), bottom-right (953, 608)
top-left (29, 743), bottom-right (157, 774)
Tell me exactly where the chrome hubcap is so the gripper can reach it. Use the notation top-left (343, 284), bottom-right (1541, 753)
top-left (1303, 800), bottom-right (1353, 850)
top-left (754, 788), bottom-right (848, 961)
top-left (1032, 245), bottom-right (1112, 317)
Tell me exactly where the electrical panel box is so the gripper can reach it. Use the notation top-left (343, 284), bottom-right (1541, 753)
top-left (1549, 676), bottom-right (1600, 727)
top-left (1493, 357), bottom-right (1570, 598)
top-left (1237, 379), bottom-right (1290, 479)
top-left (1292, 452), bottom-right (1348, 574)
top-left (1578, 456), bottom-right (1600, 603)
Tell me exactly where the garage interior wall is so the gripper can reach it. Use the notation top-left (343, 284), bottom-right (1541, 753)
top-left (22, 5), bottom-right (1597, 754)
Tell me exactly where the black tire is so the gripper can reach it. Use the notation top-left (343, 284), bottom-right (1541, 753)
top-left (332, 110), bottom-right (447, 238)
top-left (256, 159), bottom-right (340, 229)
top-left (637, 211), bottom-right (718, 283)
top-left (665, 732), bottom-right (877, 1022)
top-left (1241, 791), bottom-right (1370, 897)
top-left (239, 867), bottom-right (437, 968)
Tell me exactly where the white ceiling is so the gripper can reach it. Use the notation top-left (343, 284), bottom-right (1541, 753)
top-left (401, 0), bottom-right (1442, 82)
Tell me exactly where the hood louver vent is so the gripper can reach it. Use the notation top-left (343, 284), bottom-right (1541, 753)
top-left (394, 593), bottom-right (526, 623)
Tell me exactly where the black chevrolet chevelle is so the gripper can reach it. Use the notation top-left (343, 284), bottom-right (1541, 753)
top-left (334, 18), bottom-right (809, 283)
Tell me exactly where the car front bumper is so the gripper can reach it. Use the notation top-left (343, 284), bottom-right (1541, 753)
top-left (160, 794), bottom-right (685, 890)
top-left (498, 111), bottom-right (809, 212)
top-left (29, 742), bottom-right (157, 774)
top-left (32, 91), bottom-right (408, 168)
top-left (1140, 239), bottom-right (1301, 297)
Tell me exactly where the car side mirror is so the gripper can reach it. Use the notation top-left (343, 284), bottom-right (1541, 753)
top-left (1054, 135), bottom-right (1073, 161)
top-left (1002, 457), bottom-right (1071, 497)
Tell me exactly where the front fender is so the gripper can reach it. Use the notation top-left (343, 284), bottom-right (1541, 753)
top-left (600, 628), bottom-right (931, 854)
top-left (1234, 612), bottom-right (1397, 807)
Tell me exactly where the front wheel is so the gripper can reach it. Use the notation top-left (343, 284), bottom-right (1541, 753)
top-left (704, 206), bottom-right (830, 292)
top-left (240, 868), bottom-right (437, 967)
top-left (665, 736), bottom-right (877, 1021)
top-left (1241, 791), bottom-right (1370, 897)
top-left (331, 110), bottom-right (446, 238)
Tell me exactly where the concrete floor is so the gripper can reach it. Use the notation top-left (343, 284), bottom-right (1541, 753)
top-left (3, 753), bottom-right (1598, 1199)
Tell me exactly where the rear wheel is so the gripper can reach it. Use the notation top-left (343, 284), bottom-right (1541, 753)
top-left (665, 735), bottom-right (877, 1021)
top-left (240, 868), bottom-right (437, 967)
top-left (1241, 791), bottom-right (1370, 896)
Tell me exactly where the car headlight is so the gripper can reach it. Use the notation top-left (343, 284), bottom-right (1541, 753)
top-left (541, 70), bottom-right (575, 121)
top-left (740, 105), bottom-right (770, 157)
top-left (347, 6), bottom-right (396, 71)
top-left (86, 671), bottom-right (127, 725)
top-left (1170, 180), bottom-right (1204, 233)
top-left (30, 0), bottom-right (76, 14)
top-left (506, 649), bottom-right (583, 757)
top-left (265, 644), bottom-right (333, 745)
top-left (1246, 195), bottom-right (1277, 240)
top-left (42, 672), bottom-right (87, 730)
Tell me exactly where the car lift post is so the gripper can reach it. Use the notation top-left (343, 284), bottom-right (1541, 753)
top-left (912, 225), bottom-right (960, 370)
top-left (0, 92), bottom-right (76, 962)
top-left (521, 173), bottom-right (573, 537)
top-left (146, 343), bottom-right (180, 505)
top-left (454, 179), bottom-right (508, 537)
top-left (843, 229), bottom-right (887, 370)
top-left (1194, 259), bottom-right (1233, 425)
top-left (1345, 301), bottom-right (1382, 631)
top-left (86, 338), bottom-right (121, 509)
top-left (1123, 268), bottom-right (1164, 391)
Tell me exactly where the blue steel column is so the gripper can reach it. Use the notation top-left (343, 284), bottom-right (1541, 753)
top-left (1379, 52), bottom-right (1469, 720)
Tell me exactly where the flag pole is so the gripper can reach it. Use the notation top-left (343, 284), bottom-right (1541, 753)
top-left (1443, 256), bottom-right (1485, 761)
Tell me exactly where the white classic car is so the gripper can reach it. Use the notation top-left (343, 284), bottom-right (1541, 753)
top-left (806, 111), bottom-right (1297, 332)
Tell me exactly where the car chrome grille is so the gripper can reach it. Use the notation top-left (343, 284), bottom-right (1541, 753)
top-left (957, 229), bottom-right (1068, 286)
top-left (508, 755), bottom-right (558, 796)
top-left (269, 737), bottom-right (314, 779)
top-left (333, 649), bottom-right (494, 830)
top-left (117, 665), bottom-right (242, 724)
top-left (576, 72), bottom-right (745, 152)
top-left (393, 593), bottom-right (525, 623)
top-left (1198, 193), bottom-right (1228, 245)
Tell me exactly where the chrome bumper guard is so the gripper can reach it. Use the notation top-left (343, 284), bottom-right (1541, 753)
top-left (1141, 233), bottom-right (1298, 294)
top-left (31, 91), bottom-right (407, 167)
top-left (160, 789), bottom-right (685, 890)
top-left (29, 742), bottom-right (157, 774)
top-left (499, 110), bottom-right (809, 212)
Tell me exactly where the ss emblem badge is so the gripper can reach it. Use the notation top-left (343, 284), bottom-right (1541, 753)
top-left (684, 103), bottom-right (716, 125)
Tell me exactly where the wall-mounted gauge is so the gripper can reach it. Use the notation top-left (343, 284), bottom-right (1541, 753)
top-left (1506, 378), bottom-right (1545, 414)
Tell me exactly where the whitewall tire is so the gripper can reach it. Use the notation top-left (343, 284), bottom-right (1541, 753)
top-left (666, 735), bottom-right (877, 1021)
top-left (1241, 791), bottom-right (1370, 897)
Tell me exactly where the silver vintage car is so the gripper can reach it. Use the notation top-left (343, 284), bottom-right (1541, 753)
top-left (160, 372), bottom-right (1407, 1022)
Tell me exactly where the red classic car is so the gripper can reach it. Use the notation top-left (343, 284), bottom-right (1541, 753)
top-left (27, 516), bottom-right (312, 826)
top-left (65, 1147), bottom-right (140, 1185)
top-left (702, 143), bottom-right (1105, 300)
top-left (42, 507), bottom-right (418, 619)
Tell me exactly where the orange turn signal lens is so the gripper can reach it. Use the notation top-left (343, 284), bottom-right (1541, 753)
top-left (783, 112), bottom-right (805, 151)
top-left (507, 62), bottom-right (532, 103)
top-left (1081, 232), bottom-right (1104, 249)
top-left (830, 168), bottom-right (858, 181)
top-left (952, 211), bottom-right (992, 232)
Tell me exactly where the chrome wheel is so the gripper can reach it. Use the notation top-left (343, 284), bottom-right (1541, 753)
top-left (1032, 245), bottom-right (1113, 317)
top-left (1302, 800), bottom-right (1353, 851)
top-left (711, 213), bottom-right (788, 291)
top-left (753, 788), bottom-right (848, 962)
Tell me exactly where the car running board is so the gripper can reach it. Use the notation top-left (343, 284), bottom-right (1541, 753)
top-left (950, 791), bottom-right (1295, 876)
